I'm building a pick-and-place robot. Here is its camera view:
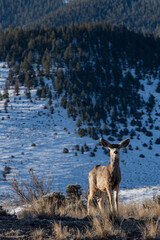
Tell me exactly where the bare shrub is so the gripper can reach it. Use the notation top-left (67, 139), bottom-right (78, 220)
top-left (10, 169), bottom-right (54, 204)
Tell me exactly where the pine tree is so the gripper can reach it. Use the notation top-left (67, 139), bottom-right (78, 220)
top-left (14, 80), bottom-right (20, 96)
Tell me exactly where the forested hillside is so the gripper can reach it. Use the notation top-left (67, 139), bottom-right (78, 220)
top-left (0, 0), bottom-right (63, 29)
top-left (0, 22), bottom-right (160, 139)
top-left (1, 0), bottom-right (160, 36)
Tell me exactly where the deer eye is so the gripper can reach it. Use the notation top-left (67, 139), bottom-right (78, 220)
top-left (114, 150), bottom-right (118, 154)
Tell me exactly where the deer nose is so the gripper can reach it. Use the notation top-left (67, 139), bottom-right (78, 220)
top-left (114, 150), bottom-right (118, 154)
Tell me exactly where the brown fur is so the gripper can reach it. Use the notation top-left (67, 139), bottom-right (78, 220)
top-left (88, 137), bottom-right (130, 214)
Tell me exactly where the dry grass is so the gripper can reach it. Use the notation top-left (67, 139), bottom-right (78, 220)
top-left (2, 229), bottom-right (21, 237)
top-left (118, 199), bottom-right (160, 220)
top-left (60, 199), bottom-right (87, 218)
top-left (140, 218), bottom-right (160, 239)
top-left (15, 199), bottom-right (160, 239)
top-left (9, 171), bottom-right (160, 239)
top-left (31, 229), bottom-right (44, 240)
top-left (17, 193), bottom-right (87, 219)
top-left (18, 191), bottom-right (65, 219)
top-left (53, 210), bottom-right (125, 239)
top-left (54, 222), bottom-right (64, 240)
top-left (86, 212), bottom-right (125, 239)
top-left (53, 221), bottom-right (86, 240)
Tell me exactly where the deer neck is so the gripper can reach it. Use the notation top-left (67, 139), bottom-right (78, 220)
top-left (110, 155), bottom-right (119, 171)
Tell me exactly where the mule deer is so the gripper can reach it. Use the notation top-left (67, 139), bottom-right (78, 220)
top-left (88, 137), bottom-right (130, 214)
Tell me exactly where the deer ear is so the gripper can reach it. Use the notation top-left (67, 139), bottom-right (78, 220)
top-left (119, 138), bottom-right (130, 148)
top-left (100, 138), bottom-right (111, 148)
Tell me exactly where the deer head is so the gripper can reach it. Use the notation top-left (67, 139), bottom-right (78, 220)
top-left (100, 138), bottom-right (130, 159)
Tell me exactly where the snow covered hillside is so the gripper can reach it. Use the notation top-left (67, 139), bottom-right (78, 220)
top-left (0, 62), bottom-right (159, 203)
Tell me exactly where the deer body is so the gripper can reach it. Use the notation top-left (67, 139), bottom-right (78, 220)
top-left (88, 138), bottom-right (130, 214)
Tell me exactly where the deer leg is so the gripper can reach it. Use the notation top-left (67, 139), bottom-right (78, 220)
top-left (106, 187), bottom-right (113, 212)
top-left (87, 189), bottom-right (96, 215)
top-left (97, 198), bottom-right (103, 212)
top-left (97, 192), bottom-right (104, 212)
top-left (114, 186), bottom-right (119, 212)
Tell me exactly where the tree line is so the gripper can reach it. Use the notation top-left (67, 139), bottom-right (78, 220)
top-left (1, 0), bottom-right (160, 37)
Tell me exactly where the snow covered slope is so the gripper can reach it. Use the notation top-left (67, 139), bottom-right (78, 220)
top-left (0, 62), bottom-right (159, 203)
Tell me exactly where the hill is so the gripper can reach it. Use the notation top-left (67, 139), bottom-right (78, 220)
top-left (0, 23), bottom-right (160, 199)
top-left (0, 0), bottom-right (63, 29)
top-left (1, 0), bottom-right (160, 36)
top-left (0, 23), bottom-right (160, 126)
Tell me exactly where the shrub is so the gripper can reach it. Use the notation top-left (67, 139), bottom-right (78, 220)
top-left (143, 143), bottom-right (148, 147)
top-left (139, 154), bottom-right (145, 158)
top-left (4, 166), bottom-right (11, 174)
top-left (108, 136), bottom-right (115, 142)
top-left (146, 131), bottom-right (153, 137)
top-left (130, 129), bottom-right (136, 137)
top-left (141, 127), bottom-right (147, 133)
top-left (81, 146), bottom-right (84, 154)
top-left (78, 128), bottom-right (87, 137)
top-left (50, 106), bottom-right (54, 114)
top-left (93, 146), bottom-right (97, 152)
top-left (63, 148), bottom-right (69, 153)
top-left (155, 138), bottom-right (160, 144)
top-left (66, 184), bottom-right (82, 201)
top-left (156, 81), bottom-right (160, 93)
top-left (84, 143), bottom-right (90, 151)
top-left (90, 127), bottom-right (99, 140)
top-left (31, 143), bottom-right (36, 147)
top-left (90, 152), bottom-right (95, 157)
top-left (130, 119), bottom-right (136, 126)
top-left (76, 118), bottom-right (81, 127)
top-left (74, 145), bottom-right (80, 151)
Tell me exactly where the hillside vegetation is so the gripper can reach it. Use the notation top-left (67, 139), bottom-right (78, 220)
top-left (0, 23), bottom-right (160, 131)
top-left (1, 0), bottom-right (160, 36)
top-left (0, 22), bottom-right (160, 192)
